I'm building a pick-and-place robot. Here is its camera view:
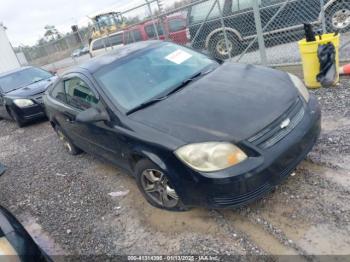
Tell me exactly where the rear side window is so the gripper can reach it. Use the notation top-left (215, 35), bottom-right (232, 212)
top-left (109, 33), bottom-right (123, 46)
top-left (168, 19), bottom-right (186, 32)
top-left (51, 81), bottom-right (67, 103)
top-left (145, 23), bottom-right (164, 38)
top-left (64, 77), bottom-right (98, 110)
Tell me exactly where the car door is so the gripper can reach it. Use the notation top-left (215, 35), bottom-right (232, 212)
top-left (58, 74), bottom-right (127, 167)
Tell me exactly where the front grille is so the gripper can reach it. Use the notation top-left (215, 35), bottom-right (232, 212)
top-left (211, 182), bottom-right (272, 206)
top-left (248, 98), bottom-right (305, 150)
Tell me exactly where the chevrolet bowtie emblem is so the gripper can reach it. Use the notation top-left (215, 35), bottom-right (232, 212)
top-left (280, 118), bottom-right (291, 129)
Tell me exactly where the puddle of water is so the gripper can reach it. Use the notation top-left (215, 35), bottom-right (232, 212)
top-left (258, 200), bottom-right (312, 247)
top-left (298, 224), bottom-right (350, 255)
top-left (222, 211), bottom-right (299, 256)
top-left (258, 198), bottom-right (350, 255)
top-left (302, 162), bottom-right (350, 188)
top-left (91, 163), bottom-right (222, 234)
top-left (321, 117), bottom-right (350, 132)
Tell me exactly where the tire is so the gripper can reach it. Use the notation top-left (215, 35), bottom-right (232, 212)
top-left (54, 125), bottom-right (82, 155)
top-left (208, 32), bottom-right (242, 60)
top-left (9, 107), bottom-right (25, 128)
top-left (135, 159), bottom-right (188, 211)
top-left (326, 2), bottom-right (350, 33)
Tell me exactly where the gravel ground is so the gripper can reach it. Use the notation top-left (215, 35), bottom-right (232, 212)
top-left (0, 77), bottom-right (350, 259)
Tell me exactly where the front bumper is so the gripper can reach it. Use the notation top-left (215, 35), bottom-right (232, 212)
top-left (11, 103), bottom-right (46, 122)
top-left (170, 95), bottom-right (321, 208)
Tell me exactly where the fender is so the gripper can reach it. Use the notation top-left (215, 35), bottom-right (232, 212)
top-left (205, 27), bottom-right (243, 49)
top-left (129, 147), bottom-right (168, 173)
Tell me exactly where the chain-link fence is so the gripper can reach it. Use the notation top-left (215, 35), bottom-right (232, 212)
top-left (21, 0), bottom-right (350, 72)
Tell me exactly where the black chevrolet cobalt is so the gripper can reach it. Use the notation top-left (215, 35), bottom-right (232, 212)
top-left (0, 66), bottom-right (56, 127)
top-left (44, 41), bottom-right (321, 211)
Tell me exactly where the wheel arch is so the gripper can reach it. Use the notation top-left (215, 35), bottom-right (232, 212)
top-left (205, 27), bottom-right (243, 50)
top-left (129, 149), bottom-right (168, 175)
top-left (319, 0), bottom-right (345, 22)
top-left (5, 105), bottom-right (12, 118)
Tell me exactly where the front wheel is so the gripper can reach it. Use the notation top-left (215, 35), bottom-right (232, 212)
top-left (135, 160), bottom-right (188, 211)
top-left (209, 32), bottom-right (241, 60)
top-left (327, 2), bottom-right (350, 33)
top-left (9, 108), bottom-right (25, 128)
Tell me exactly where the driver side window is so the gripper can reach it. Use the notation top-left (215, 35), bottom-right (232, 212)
top-left (64, 77), bottom-right (98, 110)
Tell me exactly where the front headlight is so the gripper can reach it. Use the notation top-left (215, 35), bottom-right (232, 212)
top-left (288, 73), bottom-right (310, 102)
top-left (13, 99), bottom-right (34, 108)
top-left (175, 142), bottom-right (247, 172)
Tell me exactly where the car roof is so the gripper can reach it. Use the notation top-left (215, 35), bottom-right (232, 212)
top-left (72, 40), bottom-right (163, 74)
top-left (0, 66), bottom-right (33, 78)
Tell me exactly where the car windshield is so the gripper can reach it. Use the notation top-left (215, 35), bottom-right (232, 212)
top-left (0, 67), bottom-right (52, 93)
top-left (94, 43), bottom-right (217, 112)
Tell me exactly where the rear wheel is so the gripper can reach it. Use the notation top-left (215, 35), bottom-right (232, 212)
top-left (327, 2), bottom-right (350, 33)
top-left (135, 160), bottom-right (188, 211)
top-left (54, 125), bottom-right (82, 155)
top-left (209, 32), bottom-right (241, 60)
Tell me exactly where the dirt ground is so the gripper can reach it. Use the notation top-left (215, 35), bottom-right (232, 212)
top-left (0, 77), bottom-right (350, 260)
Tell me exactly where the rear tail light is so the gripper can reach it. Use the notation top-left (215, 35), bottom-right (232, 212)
top-left (186, 28), bottom-right (191, 40)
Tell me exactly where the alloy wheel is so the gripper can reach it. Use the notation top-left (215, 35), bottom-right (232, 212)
top-left (140, 169), bottom-right (179, 208)
top-left (332, 9), bottom-right (350, 30)
top-left (216, 38), bottom-right (233, 56)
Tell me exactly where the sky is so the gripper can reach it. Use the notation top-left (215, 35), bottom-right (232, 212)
top-left (0, 0), bottom-right (171, 47)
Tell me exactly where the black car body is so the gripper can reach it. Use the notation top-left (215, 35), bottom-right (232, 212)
top-left (0, 67), bottom-right (57, 127)
top-left (187, 0), bottom-right (350, 59)
top-left (44, 41), bottom-right (321, 210)
top-left (0, 206), bottom-right (51, 261)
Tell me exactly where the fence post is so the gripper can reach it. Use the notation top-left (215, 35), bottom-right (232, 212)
top-left (156, 0), bottom-right (169, 40)
top-left (190, 0), bottom-right (218, 46)
top-left (145, 0), bottom-right (160, 40)
top-left (252, 0), bottom-right (267, 65)
top-left (320, 0), bottom-right (327, 33)
top-left (216, 0), bottom-right (231, 60)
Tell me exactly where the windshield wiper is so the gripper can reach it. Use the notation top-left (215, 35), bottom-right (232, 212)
top-left (127, 96), bottom-right (168, 115)
top-left (164, 68), bottom-right (215, 98)
top-left (126, 68), bottom-right (216, 115)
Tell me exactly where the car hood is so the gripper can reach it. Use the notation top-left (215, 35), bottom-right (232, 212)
top-left (5, 76), bottom-right (57, 98)
top-left (130, 63), bottom-right (299, 144)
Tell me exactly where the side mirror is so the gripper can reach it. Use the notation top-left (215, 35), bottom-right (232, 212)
top-left (76, 107), bottom-right (110, 123)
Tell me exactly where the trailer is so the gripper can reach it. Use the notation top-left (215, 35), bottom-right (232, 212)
top-left (0, 23), bottom-right (20, 74)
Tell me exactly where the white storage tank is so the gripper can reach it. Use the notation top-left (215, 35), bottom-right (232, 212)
top-left (0, 23), bottom-right (20, 74)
